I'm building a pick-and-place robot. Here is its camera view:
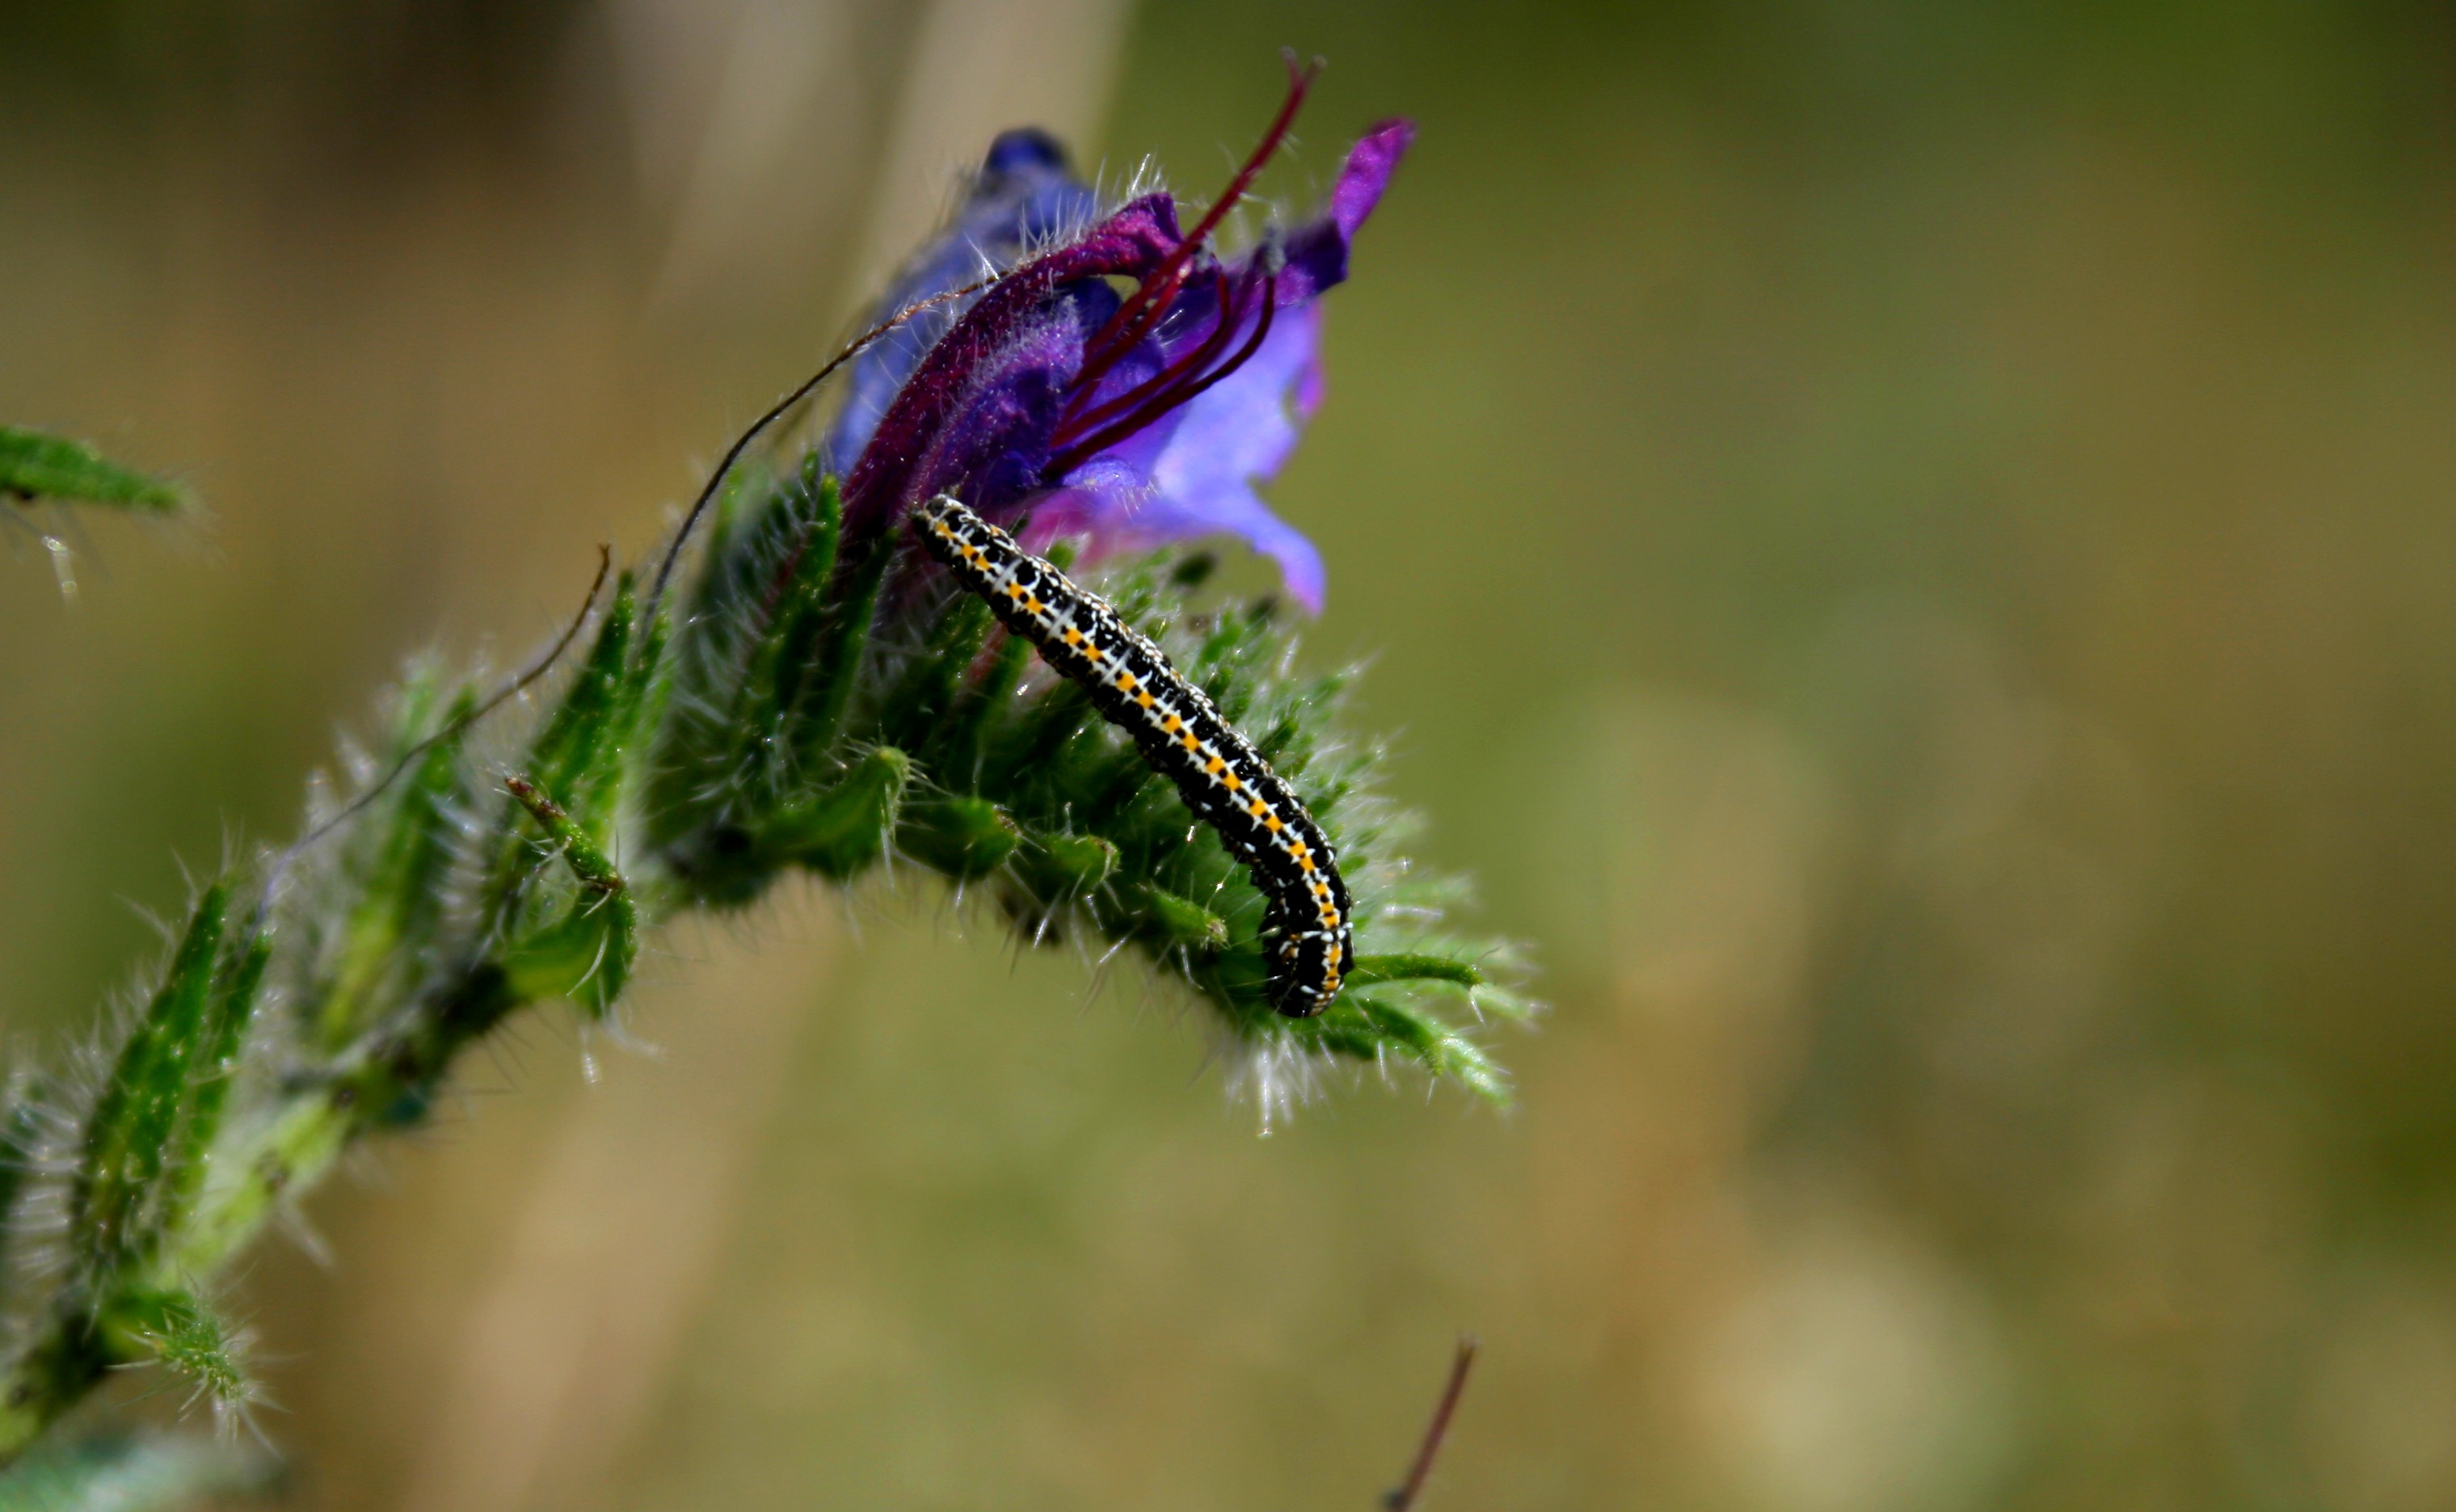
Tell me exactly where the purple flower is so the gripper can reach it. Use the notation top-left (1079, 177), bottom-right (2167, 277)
top-left (827, 65), bottom-right (1412, 613)
top-left (819, 128), bottom-right (1097, 481)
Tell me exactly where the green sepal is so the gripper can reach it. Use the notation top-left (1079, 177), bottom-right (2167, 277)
top-left (70, 886), bottom-right (229, 1273)
top-left (499, 899), bottom-right (635, 1017)
top-left (499, 777), bottom-right (635, 1015)
top-left (609, 596), bottom-right (673, 822)
top-left (931, 625), bottom-right (1032, 790)
top-left (158, 929), bottom-right (270, 1235)
top-left (0, 426), bottom-right (185, 512)
top-left (762, 746), bottom-right (910, 880)
top-left (977, 680), bottom-right (1097, 798)
top-left (1250, 672), bottom-right (1351, 770)
top-left (98, 1288), bottom-right (250, 1419)
top-left (1166, 550), bottom-right (1216, 590)
top-left (790, 528), bottom-right (895, 770)
top-left (318, 681), bottom-right (475, 1051)
top-left (701, 461), bottom-right (842, 811)
top-left (1073, 727), bottom-right (1178, 836)
top-left (1182, 608), bottom-right (1265, 708)
top-left (879, 592), bottom-right (994, 748)
top-left (1341, 996), bottom-right (1511, 1106)
top-left (1127, 884), bottom-right (1229, 956)
top-left (524, 574), bottom-right (639, 833)
top-left (1467, 983), bottom-right (1539, 1021)
top-left (1009, 828), bottom-right (1118, 900)
top-left (1343, 954), bottom-right (1483, 990)
top-left (678, 465), bottom-right (768, 630)
top-left (899, 795), bottom-right (1021, 880)
top-left (756, 462), bottom-right (843, 734)
top-left (643, 469), bottom-right (774, 842)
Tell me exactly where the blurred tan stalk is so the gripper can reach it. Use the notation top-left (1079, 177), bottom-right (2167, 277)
top-left (394, 929), bottom-right (841, 1512)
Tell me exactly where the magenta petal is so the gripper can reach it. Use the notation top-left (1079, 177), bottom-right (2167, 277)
top-left (1274, 119), bottom-right (1414, 305)
top-left (842, 195), bottom-right (1182, 540)
top-left (1330, 120), bottom-right (1414, 239)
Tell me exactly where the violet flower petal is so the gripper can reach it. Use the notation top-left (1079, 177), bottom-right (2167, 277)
top-left (1039, 304), bottom-right (1330, 612)
top-left (822, 130), bottom-right (1099, 476)
top-left (840, 196), bottom-right (1182, 541)
top-left (1272, 119), bottom-right (1414, 305)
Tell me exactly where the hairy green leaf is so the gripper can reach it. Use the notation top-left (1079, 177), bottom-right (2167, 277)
top-left (70, 887), bottom-right (228, 1273)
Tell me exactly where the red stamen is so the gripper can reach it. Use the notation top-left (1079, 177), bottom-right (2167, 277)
top-left (1151, 272), bottom-right (1277, 414)
top-left (1051, 291), bottom-right (1245, 470)
top-left (1067, 53), bottom-right (1316, 403)
top-left (1052, 268), bottom-right (1244, 449)
top-left (1050, 272), bottom-right (1278, 477)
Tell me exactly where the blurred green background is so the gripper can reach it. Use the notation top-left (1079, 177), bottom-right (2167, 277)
top-left (6, 1), bottom-right (2456, 1507)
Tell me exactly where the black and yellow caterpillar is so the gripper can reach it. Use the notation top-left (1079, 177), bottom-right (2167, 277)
top-left (915, 495), bottom-right (1352, 1016)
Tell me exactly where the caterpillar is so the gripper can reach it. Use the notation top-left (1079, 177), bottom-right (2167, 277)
top-left (913, 495), bottom-right (1352, 1017)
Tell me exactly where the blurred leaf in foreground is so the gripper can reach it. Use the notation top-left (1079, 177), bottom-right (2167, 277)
top-left (0, 1434), bottom-right (277, 1512)
top-left (0, 427), bottom-right (184, 513)
top-left (1, 425), bottom-right (188, 598)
